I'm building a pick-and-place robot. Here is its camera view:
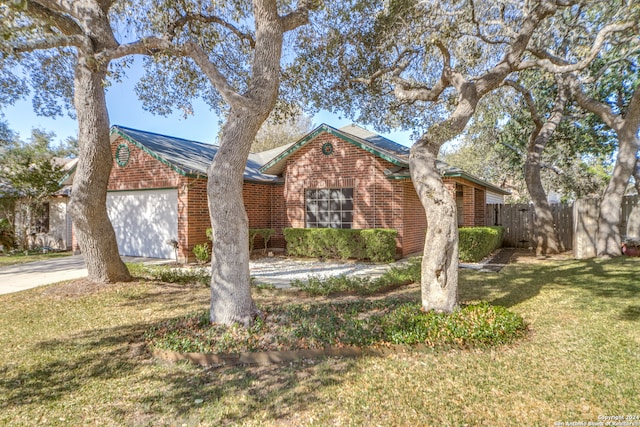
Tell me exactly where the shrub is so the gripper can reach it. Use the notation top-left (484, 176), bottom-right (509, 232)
top-left (360, 229), bottom-right (398, 262)
top-left (192, 243), bottom-right (210, 264)
top-left (283, 228), bottom-right (397, 262)
top-left (249, 228), bottom-right (275, 253)
top-left (458, 226), bottom-right (504, 262)
top-left (206, 227), bottom-right (275, 253)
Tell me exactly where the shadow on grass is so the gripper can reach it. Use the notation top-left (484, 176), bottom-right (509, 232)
top-left (0, 313), bottom-right (356, 424)
top-left (460, 255), bottom-right (640, 316)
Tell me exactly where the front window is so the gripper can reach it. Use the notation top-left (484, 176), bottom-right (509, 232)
top-left (32, 202), bottom-right (50, 233)
top-left (305, 188), bottom-right (354, 229)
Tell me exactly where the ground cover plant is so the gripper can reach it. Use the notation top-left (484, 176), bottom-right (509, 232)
top-left (1, 252), bottom-right (638, 425)
top-left (147, 301), bottom-right (525, 354)
top-left (290, 256), bottom-right (421, 296)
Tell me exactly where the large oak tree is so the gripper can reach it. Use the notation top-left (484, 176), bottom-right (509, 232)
top-left (0, 0), bottom-right (183, 282)
top-left (135, 0), bottom-right (317, 325)
top-left (523, 13), bottom-right (640, 257)
top-left (293, 0), bottom-right (568, 312)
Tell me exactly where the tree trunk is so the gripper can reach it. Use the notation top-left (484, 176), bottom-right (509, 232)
top-left (410, 141), bottom-right (459, 313)
top-left (524, 148), bottom-right (560, 256)
top-left (203, 0), bottom-right (285, 326)
top-left (522, 82), bottom-right (566, 256)
top-left (596, 131), bottom-right (640, 257)
top-left (634, 157), bottom-right (640, 196)
top-left (208, 111), bottom-right (266, 326)
top-left (68, 57), bottom-right (131, 282)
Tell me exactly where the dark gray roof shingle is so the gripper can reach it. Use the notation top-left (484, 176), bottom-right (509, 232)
top-left (111, 126), bottom-right (279, 183)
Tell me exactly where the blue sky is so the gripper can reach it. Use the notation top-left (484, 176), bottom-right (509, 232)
top-left (1, 65), bottom-right (414, 148)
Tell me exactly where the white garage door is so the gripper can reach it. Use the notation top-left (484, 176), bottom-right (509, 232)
top-left (107, 189), bottom-right (178, 259)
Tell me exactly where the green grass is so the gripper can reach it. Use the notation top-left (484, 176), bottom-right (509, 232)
top-left (1, 253), bottom-right (639, 425)
top-left (0, 250), bottom-right (72, 267)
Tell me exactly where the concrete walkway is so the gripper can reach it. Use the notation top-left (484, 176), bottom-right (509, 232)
top-left (0, 249), bottom-right (513, 295)
top-left (0, 255), bottom-right (167, 295)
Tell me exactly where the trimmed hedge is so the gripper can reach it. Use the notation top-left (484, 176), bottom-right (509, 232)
top-left (283, 228), bottom-right (397, 262)
top-left (205, 227), bottom-right (275, 253)
top-left (249, 228), bottom-right (275, 253)
top-left (458, 226), bottom-right (504, 262)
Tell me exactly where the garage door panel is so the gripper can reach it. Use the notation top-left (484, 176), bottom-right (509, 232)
top-left (107, 189), bottom-right (178, 259)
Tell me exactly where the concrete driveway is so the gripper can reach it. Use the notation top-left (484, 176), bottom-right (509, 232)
top-left (0, 255), bottom-right (168, 295)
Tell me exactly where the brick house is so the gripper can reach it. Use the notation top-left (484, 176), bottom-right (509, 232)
top-left (101, 123), bottom-right (508, 261)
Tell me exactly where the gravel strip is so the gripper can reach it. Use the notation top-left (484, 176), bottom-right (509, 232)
top-left (249, 257), bottom-right (398, 288)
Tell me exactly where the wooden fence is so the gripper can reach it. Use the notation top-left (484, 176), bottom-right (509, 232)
top-left (486, 203), bottom-right (573, 250)
top-left (573, 195), bottom-right (640, 258)
top-left (487, 195), bottom-right (640, 257)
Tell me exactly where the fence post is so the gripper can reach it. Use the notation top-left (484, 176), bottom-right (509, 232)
top-left (573, 198), bottom-right (598, 259)
top-left (624, 195), bottom-right (640, 239)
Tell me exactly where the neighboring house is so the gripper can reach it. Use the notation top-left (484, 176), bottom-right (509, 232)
top-left (101, 123), bottom-right (508, 262)
top-left (6, 158), bottom-right (76, 251)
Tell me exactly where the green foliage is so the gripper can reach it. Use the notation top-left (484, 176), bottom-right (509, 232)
top-left (382, 302), bottom-right (526, 347)
top-left (283, 228), bottom-right (397, 262)
top-left (0, 218), bottom-right (15, 251)
top-left (249, 228), bottom-right (275, 253)
top-left (292, 257), bottom-right (421, 296)
top-left (192, 243), bottom-right (210, 264)
top-left (0, 128), bottom-right (69, 200)
top-left (126, 263), bottom-right (210, 286)
top-left (205, 228), bottom-right (213, 241)
top-left (251, 110), bottom-right (314, 152)
top-left (146, 299), bottom-right (526, 354)
top-left (359, 229), bottom-right (398, 262)
top-left (458, 226), bottom-right (504, 262)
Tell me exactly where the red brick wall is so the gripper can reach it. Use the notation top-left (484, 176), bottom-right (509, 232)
top-left (243, 182), bottom-right (285, 251)
top-left (282, 132), bottom-right (416, 256)
top-left (402, 180), bottom-right (427, 256)
top-left (268, 184), bottom-right (286, 248)
top-left (462, 185), bottom-right (475, 227)
top-left (108, 137), bottom-right (180, 191)
top-left (474, 187), bottom-right (486, 226)
top-left (443, 177), bottom-right (488, 227)
top-left (179, 177), bottom-right (209, 262)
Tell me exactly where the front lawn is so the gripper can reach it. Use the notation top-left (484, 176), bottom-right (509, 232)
top-left (0, 250), bottom-right (72, 267)
top-left (0, 252), bottom-right (638, 425)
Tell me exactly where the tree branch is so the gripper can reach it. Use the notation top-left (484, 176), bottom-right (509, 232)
top-left (621, 81), bottom-right (640, 133)
top-left (25, 1), bottom-right (83, 36)
top-left (503, 80), bottom-right (544, 129)
top-left (11, 35), bottom-right (87, 53)
top-left (475, 0), bottom-right (559, 96)
top-left (32, 0), bottom-right (118, 50)
top-left (469, 0), bottom-right (514, 45)
top-left (567, 73), bottom-right (623, 131)
top-left (392, 41), bottom-right (451, 102)
top-left (96, 37), bottom-right (177, 62)
top-left (280, 0), bottom-right (319, 32)
top-left (167, 13), bottom-right (256, 48)
top-left (350, 48), bottom-right (418, 86)
top-left (520, 21), bottom-right (638, 72)
top-left (182, 41), bottom-right (249, 109)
